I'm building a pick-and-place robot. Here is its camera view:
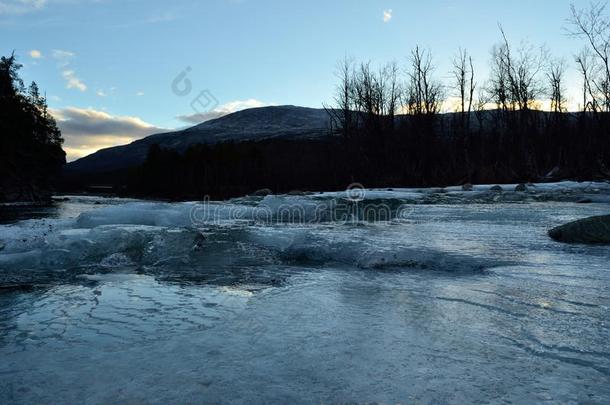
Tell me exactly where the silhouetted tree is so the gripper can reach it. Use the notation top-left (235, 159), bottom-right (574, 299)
top-left (325, 57), bottom-right (357, 139)
top-left (112, 5), bottom-right (610, 200)
top-left (0, 53), bottom-right (65, 202)
top-left (547, 57), bottom-right (568, 113)
top-left (569, 1), bottom-right (610, 112)
top-left (451, 48), bottom-right (476, 180)
top-left (405, 46), bottom-right (443, 117)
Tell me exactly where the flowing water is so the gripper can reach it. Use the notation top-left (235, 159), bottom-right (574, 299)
top-left (0, 183), bottom-right (609, 403)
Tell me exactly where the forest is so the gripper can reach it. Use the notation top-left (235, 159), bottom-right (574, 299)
top-left (0, 53), bottom-right (65, 202)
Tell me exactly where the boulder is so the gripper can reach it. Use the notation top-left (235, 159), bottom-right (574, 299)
top-left (490, 185), bottom-right (503, 192)
top-left (252, 188), bottom-right (273, 197)
top-left (515, 183), bottom-right (528, 192)
top-left (576, 198), bottom-right (593, 204)
top-left (548, 215), bottom-right (610, 244)
top-left (462, 183), bottom-right (473, 191)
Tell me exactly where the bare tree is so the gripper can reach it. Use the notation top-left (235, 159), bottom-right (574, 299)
top-left (547, 57), bottom-right (568, 113)
top-left (325, 57), bottom-right (356, 138)
top-left (575, 48), bottom-right (600, 112)
top-left (489, 27), bottom-right (546, 111)
top-left (382, 61), bottom-right (401, 123)
top-left (451, 48), bottom-right (476, 115)
top-left (405, 46), bottom-right (443, 116)
top-left (326, 57), bottom-right (403, 140)
top-left (568, 1), bottom-right (610, 111)
top-left (353, 62), bottom-right (378, 125)
top-left (451, 48), bottom-right (477, 181)
top-left (489, 41), bottom-right (511, 111)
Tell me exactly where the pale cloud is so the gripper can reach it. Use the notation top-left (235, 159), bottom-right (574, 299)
top-left (136, 91), bottom-right (145, 96)
top-left (383, 9), bottom-right (392, 23)
top-left (52, 49), bottom-right (87, 92)
top-left (29, 49), bottom-right (42, 59)
top-left (62, 69), bottom-right (87, 91)
top-left (52, 49), bottom-right (74, 58)
top-left (52, 49), bottom-right (75, 66)
top-left (50, 107), bottom-right (166, 161)
top-left (96, 90), bottom-right (107, 97)
top-left (0, 0), bottom-right (47, 15)
top-left (177, 98), bottom-right (270, 124)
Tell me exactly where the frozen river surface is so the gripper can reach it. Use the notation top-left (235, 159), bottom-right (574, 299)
top-left (0, 182), bottom-right (609, 403)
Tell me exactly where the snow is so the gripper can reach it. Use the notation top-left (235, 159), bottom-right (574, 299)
top-left (0, 183), bottom-right (610, 402)
top-left (319, 180), bottom-right (610, 203)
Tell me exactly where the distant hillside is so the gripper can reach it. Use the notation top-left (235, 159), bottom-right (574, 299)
top-left (65, 105), bottom-right (331, 174)
top-left (64, 107), bottom-right (578, 177)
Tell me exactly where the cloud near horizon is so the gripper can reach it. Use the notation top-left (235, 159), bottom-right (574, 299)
top-left (51, 107), bottom-right (166, 161)
top-left (176, 98), bottom-right (271, 124)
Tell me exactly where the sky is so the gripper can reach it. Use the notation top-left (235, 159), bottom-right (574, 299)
top-left (0, 0), bottom-right (592, 161)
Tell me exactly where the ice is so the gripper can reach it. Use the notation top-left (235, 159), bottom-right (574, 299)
top-left (319, 180), bottom-right (610, 204)
top-left (75, 202), bottom-right (197, 228)
top-left (1, 184), bottom-right (610, 403)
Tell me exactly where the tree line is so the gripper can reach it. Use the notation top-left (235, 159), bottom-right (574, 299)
top-left (131, 3), bottom-right (610, 199)
top-left (0, 53), bottom-right (65, 202)
top-left (324, 4), bottom-right (610, 185)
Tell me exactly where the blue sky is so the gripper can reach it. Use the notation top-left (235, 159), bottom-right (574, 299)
top-left (0, 0), bottom-right (587, 160)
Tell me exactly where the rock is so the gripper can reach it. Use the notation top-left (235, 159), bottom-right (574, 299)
top-left (576, 198), bottom-right (593, 204)
top-left (462, 183), bottom-right (473, 191)
top-left (252, 188), bottom-right (273, 197)
top-left (548, 215), bottom-right (610, 244)
top-left (0, 241), bottom-right (4, 251)
top-left (287, 190), bottom-right (306, 196)
top-left (515, 183), bottom-right (528, 192)
top-left (490, 185), bottom-right (503, 192)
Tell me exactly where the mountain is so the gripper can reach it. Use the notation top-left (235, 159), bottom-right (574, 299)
top-left (65, 105), bottom-right (331, 174)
